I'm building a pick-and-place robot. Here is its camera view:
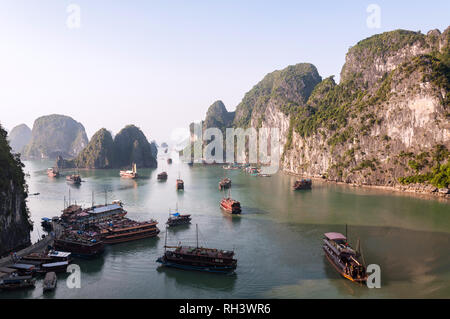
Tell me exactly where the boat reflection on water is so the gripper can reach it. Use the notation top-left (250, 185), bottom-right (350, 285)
top-left (156, 266), bottom-right (237, 292)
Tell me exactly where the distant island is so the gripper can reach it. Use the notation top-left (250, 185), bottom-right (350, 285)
top-left (57, 124), bottom-right (158, 169)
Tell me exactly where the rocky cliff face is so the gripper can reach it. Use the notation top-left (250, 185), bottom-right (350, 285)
top-left (282, 28), bottom-right (449, 190)
top-left (7, 124), bottom-right (32, 154)
top-left (73, 128), bottom-right (115, 169)
top-left (23, 114), bottom-right (88, 159)
top-left (194, 27), bottom-right (449, 192)
top-left (0, 125), bottom-right (32, 256)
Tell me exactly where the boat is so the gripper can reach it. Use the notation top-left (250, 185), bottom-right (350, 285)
top-left (218, 177), bottom-right (231, 190)
top-left (41, 217), bottom-right (53, 231)
top-left (47, 167), bottom-right (60, 177)
top-left (61, 201), bottom-right (127, 226)
top-left (38, 261), bottom-right (69, 274)
top-left (66, 174), bottom-right (81, 185)
top-left (166, 205), bottom-right (191, 227)
top-left (9, 263), bottom-right (36, 276)
top-left (21, 250), bottom-right (71, 264)
top-left (43, 272), bottom-right (57, 292)
top-left (95, 218), bottom-right (160, 244)
top-left (167, 158), bottom-right (172, 164)
top-left (156, 225), bottom-right (237, 274)
top-left (176, 179), bottom-right (184, 190)
top-left (0, 276), bottom-right (36, 290)
top-left (293, 179), bottom-right (312, 190)
top-left (322, 232), bottom-right (368, 283)
top-left (54, 232), bottom-right (105, 258)
top-left (157, 171), bottom-right (168, 180)
top-left (220, 190), bottom-right (241, 214)
top-left (120, 163), bottom-right (138, 179)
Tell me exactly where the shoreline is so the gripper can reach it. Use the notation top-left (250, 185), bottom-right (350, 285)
top-left (283, 172), bottom-right (450, 202)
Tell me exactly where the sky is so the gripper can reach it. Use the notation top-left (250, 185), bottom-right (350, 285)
top-left (0, 0), bottom-right (448, 143)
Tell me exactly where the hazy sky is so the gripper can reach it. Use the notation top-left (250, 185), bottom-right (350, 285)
top-left (0, 1), bottom-right (448, 142)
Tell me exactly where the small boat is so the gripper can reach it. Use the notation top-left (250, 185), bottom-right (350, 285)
top-left (293, 179), bottom-right (312, 190)
top-left (66, 174), bottom-right (81, 185)
top-left (96, 218), bottom-right (160, 244)
top-left (220, 190), bottom-right (241, 214)
top-left (120, 163), bottom-right (138, 179)
top-left (0, 276), bottom-right (36, 290)
top-left (38, 261), bottom-right (70, 273)
top-left (43, 272), bottom-right (57, 292)
top-left (9, 263), bottom-right (35, 276)
top-left (166, 205), bottom-right (191, 227)
top-left (322, 231), bottom-right (368, 283)
top-left (176, 179), bottom-right (184, 190)
top-left (257, 174), bottom-right (271, 177)
top-left (218, 177), bottom-right (231, 190)
top-left (47, 167), bottom-right (60, 178)
top-left (167, 158), bottom-right (172, 164)
top-left (41, 217), bottom-right (53, 232)
top-left (156, 225), bottom-right (237, 274)
top-left (157, 172), bottom-right (168, 180)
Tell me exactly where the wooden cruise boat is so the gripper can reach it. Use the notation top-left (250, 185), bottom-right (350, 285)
top-left (157, 225), bottom-right (237, 274)
top-left (47, 167), bottom-right (60, 177)
top-left (0, 276), bottom-right (36, 290)
top-left (218, 177), bottom-right (231, 190)
top-left (293, 179), bottom-right (312, 190)
top-left (96, 218), bottom-right (160, 244)
top-left (54, 232), bottom-right (105, 258)
top-left (166, 205), bottom-right (191, 227)
top-left (157, 171), bottom-right (168, 180)
top-left (120, 163), bottom-right (138, 179)
top-left (61, 201), bottom-right (127, 226)
top-left (66, 174), bottom-right (81, 185)
top-left (176, 178), bottom-right (184, 190)
top-left (220, 190), bottom-right (241, 214)
top-left (43, 272), bottom-right (57, 292)
top-left (322, 232), bottom-right (367, 283)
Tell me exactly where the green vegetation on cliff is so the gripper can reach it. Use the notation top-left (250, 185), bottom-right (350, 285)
top-left (0, 124), bottom-right (32, 255)
top-left (23, 114), bottom-right (88, 159)
top-left (74, 128), bottom-right (115, 169)
top-left (233, 63), bottom-right (322, 128)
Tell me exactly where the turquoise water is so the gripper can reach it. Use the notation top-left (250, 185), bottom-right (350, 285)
top-left (1, 157), bottom-right (449, 299)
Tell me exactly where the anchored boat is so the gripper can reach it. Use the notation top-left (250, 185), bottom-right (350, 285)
top-left (166, 204), bottom-right (191, 227)
top-left (293, 179), bottom-right (312, 190)
top-left (157, 225), bottom-right (237, 274)
top-left (43, 272), bottom-right (57, 292)
top-left (66, 174), bottom-right (81, 185)
top-left (47, 167), bottom-right (60, 178)
top-left (0, 276), bottom-right (35, 291)
top-left (157, 171), bottom-right (168, 180)
top-left (220, 190), bottom-right (241, 214)
top-left (322, 231), bottom-right (367, 283)
top-left (218, 177), bottom-right (231, 190)
top-left (176, 178), bottom-right (184, 190)
top-left (120, 163), bottom-right (138, 179)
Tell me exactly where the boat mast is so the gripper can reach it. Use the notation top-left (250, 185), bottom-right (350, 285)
top-left (196, 224), bottom-right (199, 248)
top-left (164, 227), bottom-right (167, 252)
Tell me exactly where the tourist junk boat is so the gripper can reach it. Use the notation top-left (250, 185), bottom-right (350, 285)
top-left (61, 201), bottom-right (127, 226)
top-left (322, 232), bottom-right (368, 283)
top-left (120, 163), bottom-right (138, 179)
top-left (43, 272), bottom-right (57, 292)
top-left (293, 179), bottom-right (312, 190)
top-left (66, 174), bottom-right (82, 185)
top-left (220, 190), bottom-right (241, 214)
top-left (157, 171), bottom-right (168, 180)
top-left (156, 225), bottom-right (237, 274)
top-left (167, 158), bottom-right (172, 164)
top-left (218, 177), bottom-right (231, 190)
top-left (0, 276), bottom-right (36, 290)
top-left (47, 167), bottom-right (60, 177)
top-left (54, 232), bottom-right (105, 258)
top-left (176, 178), bottom-right (184, 190)
top-left (96, 218), bottom-right (160, 244)
top-left (166, 205), bottom-right (191, 227)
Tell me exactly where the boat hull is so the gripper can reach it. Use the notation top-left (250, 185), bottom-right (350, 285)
top-left (322, 246), bottom-right (367, 283)
top-left (102, 229), bottom-right (160, 244)
top-left (156, 258), bottom-right (236, 274)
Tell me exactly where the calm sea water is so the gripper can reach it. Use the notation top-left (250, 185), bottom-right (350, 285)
top-left (2, 156), bottom-right (450, 299)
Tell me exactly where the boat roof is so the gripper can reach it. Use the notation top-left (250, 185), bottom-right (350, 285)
top-left (88, 203), bottom-right (121, 214)
top-left (2, 276), bottom-right (33, 283)
top-left (0, 267), bottom-right (17, 274)
top-left (324, 232), bottom-right (347, 241)
top-left (11, 264), bottom-right (35, 270)
top-left (41, 217), bottom-right (51, 221)
top-left (48, 251), bottom-right (71, 258)
top-left (42, 261), bottom-right (69, 267)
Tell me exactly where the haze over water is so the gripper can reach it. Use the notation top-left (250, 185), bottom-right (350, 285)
top-left (2, 155), bottom-right (449, 299)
